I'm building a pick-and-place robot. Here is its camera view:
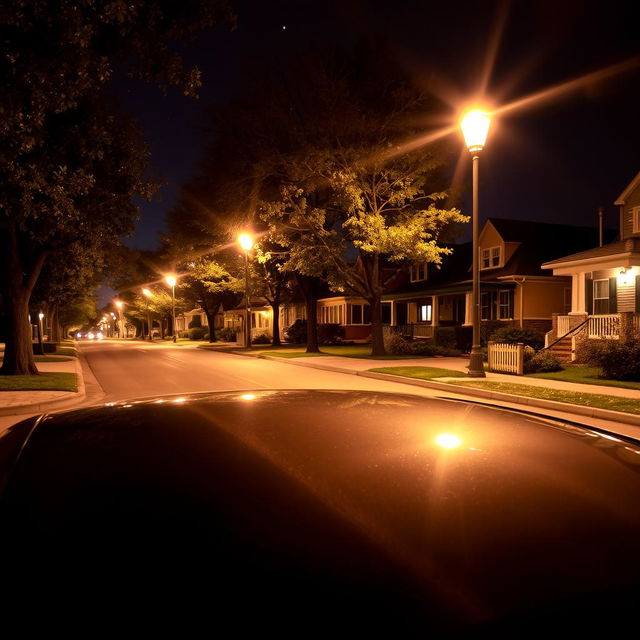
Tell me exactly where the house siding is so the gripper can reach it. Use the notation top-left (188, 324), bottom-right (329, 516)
top-left (521, 280), bottom-right (569, 319)
top-left (622, 183), bottom-right (640, 238)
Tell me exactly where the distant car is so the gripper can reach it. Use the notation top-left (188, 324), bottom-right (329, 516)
top-left (75, 329), bottom-right (103, 340)
top-left (1, 390), bottom-right (639, 634)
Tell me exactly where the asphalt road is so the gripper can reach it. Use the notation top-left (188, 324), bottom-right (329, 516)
top-left (79, 340), bottom-right (459, 403)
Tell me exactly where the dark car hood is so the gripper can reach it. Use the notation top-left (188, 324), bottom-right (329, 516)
top-left (2, 389), bottom-right (640, 633)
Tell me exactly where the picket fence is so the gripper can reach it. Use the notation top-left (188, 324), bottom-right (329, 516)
top-left (487, 341), bottom-right (524, 375)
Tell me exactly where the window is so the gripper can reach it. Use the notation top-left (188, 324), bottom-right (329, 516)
top-left (632, 206), bottom-right (640, 234)
top-left (348, 303), bottom-right (370, 324)
top-left (418, 304), bottom-right (432, 322)
top-left (481, 292), bottom-right (492, 320)
top-left (481, 246), bottom-right (501, 269)
top-left (498, 291), bottom-right (511, 319)
top-left (593, 279), bottom-right (609, 314)
top-left (410, 263), bottom-right (428, 282)
top-left (564, 287), bottom-right (572, 313)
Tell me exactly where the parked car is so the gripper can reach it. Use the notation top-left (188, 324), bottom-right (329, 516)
top-left (1, 390), bottom-right (639, 634)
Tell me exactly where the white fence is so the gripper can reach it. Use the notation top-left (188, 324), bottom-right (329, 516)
top-left (412, 324), bottom-right (434, 338)
top-left (557, 315), bottom-right (571, 337)
top-left (488, 341), bottom-right (524, 375)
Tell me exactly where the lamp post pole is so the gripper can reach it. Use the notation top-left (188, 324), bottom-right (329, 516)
top-left (142, 289), bottom-right (153, 341)
top-left (460, 109), bottom-right (491, 378)
top-left (165, 276), bottom-right (178, 343)
top-left (238, 233), bottom-right (254, 349)
top-left (115, 301), bottom-right (124, 339)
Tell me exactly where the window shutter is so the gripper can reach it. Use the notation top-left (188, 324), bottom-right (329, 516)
top-left (508, 291), bottom-right (514, 320)
top-left (585, 278), bottom-right (593, 314)
top-left (609, 277), bottom-right (617, 314)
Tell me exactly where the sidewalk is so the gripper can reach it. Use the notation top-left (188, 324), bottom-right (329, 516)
top-left (0, 352), bottom-right (86, 416)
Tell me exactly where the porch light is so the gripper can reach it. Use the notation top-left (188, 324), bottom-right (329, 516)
top-left (460, 109), bottom-right (492, 153)
top-left (618, 268), bottom-right (634, 287)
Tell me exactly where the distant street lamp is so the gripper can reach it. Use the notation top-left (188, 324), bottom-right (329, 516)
top-left (460, 109), bottom-right (492, 378)
top-left (114, 300), bottom-right (124, 339)
top-left (238, 233), bottom-right (253, 349)
top-left (142, 288), bottom-right (154, 341)
top-left (165, 275), bottom-right (177, 343)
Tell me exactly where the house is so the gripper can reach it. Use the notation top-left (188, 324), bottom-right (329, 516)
top-left (383, 218), bottom-right (609, 342)
top-left (542, 171), bottom-right (640, 359)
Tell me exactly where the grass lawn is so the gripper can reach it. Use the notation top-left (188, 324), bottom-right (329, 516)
top-left (528, 365), bottom-right (640, 391)
top-left (259, 345), bottom-right (427, 360)
top-left (258, 350), bottom-right (327, 359)
top-left (55, 347), bottom-right (77, 357)
top-left (34, 356), bottom-right (73, 362)
top-left (445, 380), bottom-right (640, 416)
top-left (0, 372), bottom-right (77, 392)
top-left (368, 366), bottom-right (468, 379)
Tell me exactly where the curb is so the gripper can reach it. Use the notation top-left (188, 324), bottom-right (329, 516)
top-left (0, 356), bottom-right (87, 417)
top-left (249, 352), bottom-right (640, 427)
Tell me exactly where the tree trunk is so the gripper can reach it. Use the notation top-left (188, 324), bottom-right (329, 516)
top-left (271, 301), bottom-right (281, 346)
top-left (50, 304), bottom-right (61, 343)
top-left (369, 294), bottom-right (386, 356)
top-left (205, 312), bottom-right (217, 342)
top-left (296, 274), bottom-right (320, 353)
top-left (1, 290), bottom-right (39, 375)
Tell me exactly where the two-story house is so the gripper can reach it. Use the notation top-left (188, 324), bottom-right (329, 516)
top-left (542, 171), bottom-right (640, 356)
top-left (383, 218), bottom-right (608, 341)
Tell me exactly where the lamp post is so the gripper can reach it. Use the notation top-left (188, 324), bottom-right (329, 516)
top-left (114, 301), bottom-right (124, 339)
top-left (142, 288), bottom-right (154, 341)
top-left (460, 109), bottom-right (491, 378)
top-left (238, 233), bottom-right (253, 349)
top-left (165, 275), bottom-right (177, 343)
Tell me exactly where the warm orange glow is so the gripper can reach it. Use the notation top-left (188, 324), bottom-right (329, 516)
top-left (142, 288), bottom-right (152, 297)
top-left (165, 274), bottom-right (177, 288)
top-left (240, 393), bottom-right (256, 401)
top-left (435, 434), bottom-right (462, 449)
top-left (460, 109), bottom-right (492, 152)
top-left (238, 233), bottom-right (253, 252)
top-left (114, 300), bottom-right (123, 309)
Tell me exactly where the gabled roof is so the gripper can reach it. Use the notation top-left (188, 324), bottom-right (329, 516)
top-left (485, 218), bottom-right (617, 277)
top-left (543, 238), bottom-right (640, 267)
top-left (614, 170), bottom-right (640, 205)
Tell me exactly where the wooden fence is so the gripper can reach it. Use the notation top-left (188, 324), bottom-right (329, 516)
top-left (488, 341), bottom-right (524, 375)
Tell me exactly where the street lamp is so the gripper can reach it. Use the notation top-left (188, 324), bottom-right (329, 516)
top-left (238, 233), bottom-right (253, 348)
top-left (114, 300), bottom-right (124, 339)
top-left (165, 275), bottom-right (177, 343)
top-left (460, 108), bottom-right (492, 378)
top-left (142, 288), bottom-right (154, 341)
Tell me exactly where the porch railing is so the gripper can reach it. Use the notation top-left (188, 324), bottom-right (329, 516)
top-left (557, 315), bottom-right (571, 336)
top-left (384, 323), bottom-right (434, 339)
top-left (588, 314), bottom-right (620, 339)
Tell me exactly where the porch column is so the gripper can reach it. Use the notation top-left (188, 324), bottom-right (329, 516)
top-left (432, 296), bottom-right (439, 327)
top-left (390, 300), bottom-right (396, 326)
top-left (463, 292), bottom-right (472, 326)
top-left (571, 272), bottom-right (586, 314)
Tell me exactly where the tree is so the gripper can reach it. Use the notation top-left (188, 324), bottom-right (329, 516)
top-left (0, 0), bottom-right (232, 374)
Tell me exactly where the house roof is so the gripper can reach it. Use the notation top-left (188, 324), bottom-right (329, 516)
top-left (484, 218), bottom-right (617, 277)
top-left (542, 238), bottom-right (640, 267)
top-left (614, 169), bottom-right (640, 205)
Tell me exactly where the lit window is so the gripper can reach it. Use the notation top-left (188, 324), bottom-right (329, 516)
top-left (418, 304), bottom-right (432, 322)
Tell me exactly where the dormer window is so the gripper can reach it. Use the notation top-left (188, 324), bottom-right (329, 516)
top-left (410, 263), bottom-right (428, 282)
top-left (632, 206), bottom-right (640, 234)
top-left (481, 246), bottom-right (501, 269)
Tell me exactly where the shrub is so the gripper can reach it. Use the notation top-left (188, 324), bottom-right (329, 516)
top-left (434, 327), bottom-right (456, 349)
top-left (179, 331), bottom-right (189, 339)
top-left (252, 332), bottom-right (271, 345)
top-left (580, 338), bottom-right (640, 380)
top-left (454, 326), bottom-right (472, 352)
top-left (188, 327), bottom-right (207, 341)
top-left (317, 323), bottom-right (344, 345)
top-left (218, 327), bottom-right (237, 342)
top-left (490, 326), bottom-right (544, 350)
top-left (524, 348), bottom-right (561, 374)
top-left (384, 333), bottom-right (460, 357)
top-left (188, 316), bottom-right (202, 329)
top-left (285, 319), bottom-right (307, 344)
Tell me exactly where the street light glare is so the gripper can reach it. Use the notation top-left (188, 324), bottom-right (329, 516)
top-left (142, 288), bottom-right (152, 297)
top-left (115, 300), bottom-right (123, 309)
top-left (238, 233), bottom-right (253, 251)
top-left (460, 109), bottom-right (492, 153)
top-left (165, 275), bottom-right (177, 288)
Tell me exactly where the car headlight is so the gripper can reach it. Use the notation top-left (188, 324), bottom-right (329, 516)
top-left (97, 332), bottom-right (104, 339)
top-left (87, 332), bottom-right (95, 340)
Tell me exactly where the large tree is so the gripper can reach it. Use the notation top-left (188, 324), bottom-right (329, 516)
top-left (0, 0), bottom-right (232, 374)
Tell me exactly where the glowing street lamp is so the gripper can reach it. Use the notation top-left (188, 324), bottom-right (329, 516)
top-left (165, 275), bottom-right (178, 343)
top-left (142, 288), bottom-right (154, 341)
top-left (460, 108), bottom-right (492, 377)
top-left (238, 233), bottom-right (253, 348)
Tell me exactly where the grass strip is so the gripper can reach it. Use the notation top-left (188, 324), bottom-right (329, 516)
top-left (54, 347), bottom-right (77, 357)
top-left (259, 351), bottom-right (327, 359)
top-left (445, 380), bottom-right (640, 416)
top-left (528, 365), bottom-right (640, 391)
top-left (0, 372), bottom-right (77, 392)
top-left (368, 366), bottom-right (467, 379)
top-left (34, 356), bottom-right (73, 362)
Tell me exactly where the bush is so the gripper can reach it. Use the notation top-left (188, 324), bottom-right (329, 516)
top-left (188, 327), bottom-right (207, 341)
top-left (454, 326), bottom-right (472, 352)
top-left (384, 333), bottom-right (460, 357)
top-left (524, 348), bottom-right (561, 374)
top-left (490, 326), bottom-right (544, 350)
top-left (580, 338), bottom-right (640, 380)
top-left (434, 327), bottom-right (456, 349)
top-left (218, 327), bottom-right (237, 342)
top-left (285, 319), bottom-right (307, 344)
top-left (252, 332), bottom-right (272, 345)
top-left (317, 323), bottom-right (344, 345)
top-left (188, 316), bottom-right (202, 329)
top-left (179, 331), bottom-right (189, 339)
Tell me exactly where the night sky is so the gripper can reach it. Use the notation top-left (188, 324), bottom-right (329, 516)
top-left (115, 0), bottom-right (640, 250)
